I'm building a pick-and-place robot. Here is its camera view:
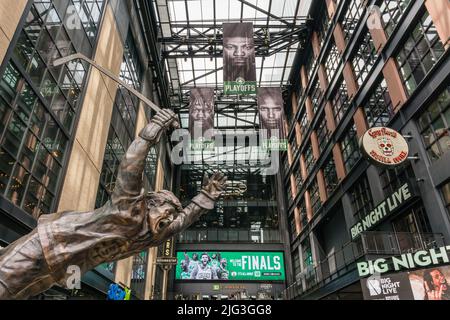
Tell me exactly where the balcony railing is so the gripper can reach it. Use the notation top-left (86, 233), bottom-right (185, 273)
top-left (283, 231), bottom-right (445, 300)
top-left (177, 228), bottom-right (281, 243)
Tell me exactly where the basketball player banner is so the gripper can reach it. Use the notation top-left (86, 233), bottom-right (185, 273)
top-left (188, 88), bottom-right (215, 150)
top-left (258, 87), bottom-right (287, 151)
top-left (223, 23), bottom-right (257, 95)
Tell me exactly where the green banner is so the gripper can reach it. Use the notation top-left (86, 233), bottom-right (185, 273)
top-left (175, 251), bottom-right (285, 281)
top-left (224, 81), bottom-right (257, 95)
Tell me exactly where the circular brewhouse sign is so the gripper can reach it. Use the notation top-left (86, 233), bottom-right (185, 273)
top-left (359, 127), bottom-right (409, 167)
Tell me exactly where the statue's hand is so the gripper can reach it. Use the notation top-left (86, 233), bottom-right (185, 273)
top-left (151, 109), bottom-right (179, 130)
top-left (140, 109), bottom-right (179, 142)
top-left (202, 172), bottom-right (227, 200)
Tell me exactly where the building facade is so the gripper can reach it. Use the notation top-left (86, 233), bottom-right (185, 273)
top-left (0, 0), bottom-right (173, 299)
top-left (282, 0), bottom-right (450, 300)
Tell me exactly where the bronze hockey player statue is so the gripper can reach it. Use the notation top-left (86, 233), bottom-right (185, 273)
top-left (0, 109), bottom-right (227, 299)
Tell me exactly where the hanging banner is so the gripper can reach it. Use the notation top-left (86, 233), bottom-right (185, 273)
top-left (361, 264), bottom-right (450, 300)
top-left (189, 87), bottom-right (215, 147)
top-left (258, 87), bottom-right (287, 151)
top-left (223, 22), bottom-right (257, 95)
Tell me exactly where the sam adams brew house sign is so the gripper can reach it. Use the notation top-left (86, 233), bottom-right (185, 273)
top-left (359, 127), bottom-right (409, 167)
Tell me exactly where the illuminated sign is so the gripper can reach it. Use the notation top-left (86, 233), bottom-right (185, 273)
top-left (350, 182), bottom-right (416, 240)
top-left (175, 251), bottom-right (285, 281)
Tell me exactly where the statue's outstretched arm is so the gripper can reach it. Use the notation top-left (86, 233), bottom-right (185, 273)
top-left (111, 110), bottom-right (178, 205)
top-left (165, 173), bottom-right (227, 236)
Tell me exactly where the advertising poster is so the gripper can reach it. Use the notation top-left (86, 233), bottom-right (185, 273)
top-left (223, 22), bottom-right (257, 95)
top-left (175, 251), bottom-right (285, 281)
top-left (362, 264), bottom-right (450, 300)
top-left (188, 87), bottom-right (215, 143)
top-left (258, 87), bottom-right (287, 150)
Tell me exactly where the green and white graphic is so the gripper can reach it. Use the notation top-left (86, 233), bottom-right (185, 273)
top-left (176, 251), bottom-right (285, 281)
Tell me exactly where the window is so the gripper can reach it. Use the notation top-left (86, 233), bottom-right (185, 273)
top-left (316, 113), bottom-right (329, 152)
top-left (352, 31), bottom-right (377, 87)
top-left (331, 78), bottom-right (350, 124)
top-left (292, 160), bottom-right (303, 192)
top-left (396, 11), bottom-right (445, 96)
top-left (341, 0), bottom-right (366, 44)
top-left (309, 178), bottom-right (321, 215)
top-left (302, 238), bottom-right (313, 268)
top-left (292, 249), bottom-right (301, 280)
top-left (305, 51), bottom-right (317, 83)
top-left (299, 109), bottom-right (309, 137)
top-left (0, 1), bottom-right (105, 218)
top-left (364, 78), bottom-right (394, 127)
top-left (380, 0), bottom-right (411, 38)
top-left (323, 156), bottom-right (338, 196)
top-left (417, 87), bottom-right (450, 161)
top-left (341, 123), bottom-right (361, 173)
top-left (299, 199), bottom-right (308, 229)
top-left (380, 163), bottom-right (415, 197)
top-left (349, 174), bottom-right (374, 220)
top-left (289, 213), bottom-right (297, 242)
top-left (324, 41), bottom-right (340, 83)
top-left (441, 181), bottom-right (450, 215)
top-left (310, 77), bottom-right (322, 114)
top-left (130, 251), bottom-right (148, 300)
top-left (304, 142), bottom-right (315, 175)
top-left (317, 4), bottom-right (331, 48)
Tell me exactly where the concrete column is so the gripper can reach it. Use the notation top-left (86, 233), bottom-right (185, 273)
top-left (144, 247), bottom-right (157, 300)
top-left (425, 0), bottom-right (450, 49)
top-left (0, 0), bottom-right (28, 64)
top-left (114, 258), bottom-right (133, 287)
top-left (57, 5), bottom-right (124, 212)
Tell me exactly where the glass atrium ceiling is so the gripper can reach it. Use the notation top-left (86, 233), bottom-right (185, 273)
top-left (153, 0), bottom-right (312, 112)
top-left (152, 0), bottom-right (312, 178)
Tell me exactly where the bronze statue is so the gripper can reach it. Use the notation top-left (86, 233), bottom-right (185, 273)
top-left (0, 109), bottom-right (227, 299)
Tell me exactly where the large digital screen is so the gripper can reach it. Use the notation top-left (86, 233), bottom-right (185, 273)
top-left (175, 251), bottom-right (285, 281)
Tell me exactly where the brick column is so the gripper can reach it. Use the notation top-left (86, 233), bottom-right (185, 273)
top-left (367, 9), bottom-right (408, 112)
top-left (333, 143), bottom-right (346, 180)
top-left (317, 170), bottom-right (328, 203)
top-left (425, 0), bottom-right (450, 49)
